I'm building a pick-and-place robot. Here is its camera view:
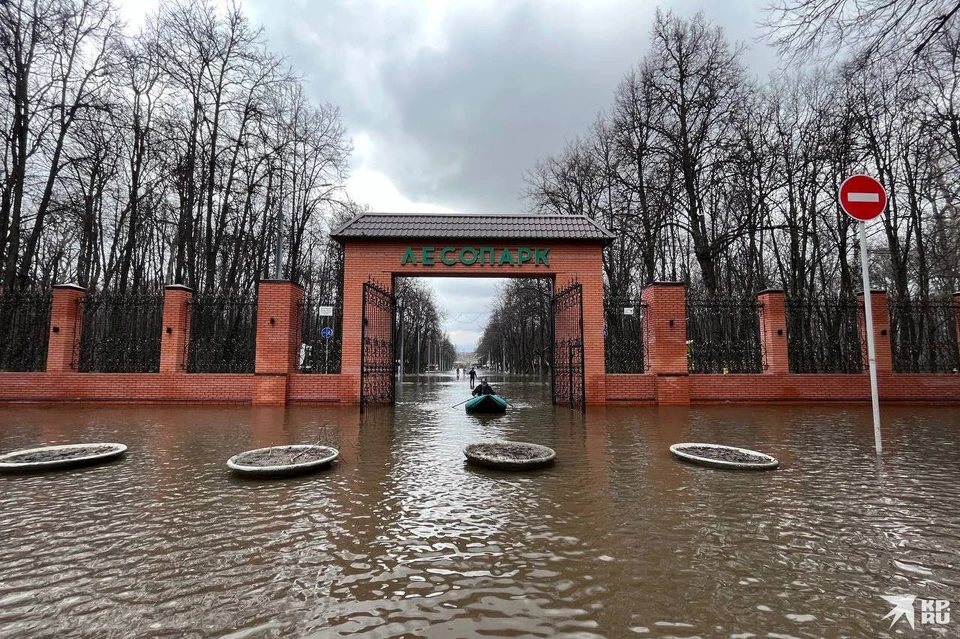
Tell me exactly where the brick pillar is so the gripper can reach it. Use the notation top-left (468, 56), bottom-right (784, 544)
top-left (253, 280), bottom-right (304, 406)
top-left (340, 243), bottom-right (391, 404)
top-left (757, 289), bottom-right (789, 374)
top-left (555, 266), bottom-right (606, 405)
top-left (640, 282), bottom-right (689, 404)
top-left (46, 284), bottom-right (85, 372)
top-left (160, 285), bottom-right (192, 373)
top-left (858, 290), bottom-right (893, 374)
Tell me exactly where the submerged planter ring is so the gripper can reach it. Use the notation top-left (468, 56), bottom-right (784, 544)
top-left (227, 444), bottom-right (339, 478)
top-left (0, 443), bottom-right (127, 473)
top-left (464, 441), bottom-right (556, 471)
top-left (670, 443), bottom-right (779, 471)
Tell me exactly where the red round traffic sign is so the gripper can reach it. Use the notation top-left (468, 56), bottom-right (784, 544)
top-left (839, 175), bottom-right (887, 221)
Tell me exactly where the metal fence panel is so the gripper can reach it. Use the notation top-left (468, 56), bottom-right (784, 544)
top-left (187, 295), bottom-right (257, 373)
top-left (300, 299), bottom-right (342, 374)
top-left (785, 297), bottom-right (863, 373)
top-left (77, 292), bottom-right (163, 373)
top-left (0, 289), bottom-right (52, 371)
top-left (889, 296), bottom-right (960, 374)
top-left (686, 295), bottom-right (764, 374)
top-left (604, 299), bottom-right (646, 373)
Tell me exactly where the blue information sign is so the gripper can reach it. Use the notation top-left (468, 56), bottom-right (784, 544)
top-left (320, 327), bottom-right (334, 339)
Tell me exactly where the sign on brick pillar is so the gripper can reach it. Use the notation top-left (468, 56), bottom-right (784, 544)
top-left (857, 291), bottom-right (893, 374)
top-left (757, 289), bottom-right (789, 374)
top-left (46, 284), bottom-right (85, 372)
top-left (160, 284), bottom-right (192, 373)
top-left (640, 282), bottom-right (689, 405)
top-left (253, 280), bottom-right (304, 406)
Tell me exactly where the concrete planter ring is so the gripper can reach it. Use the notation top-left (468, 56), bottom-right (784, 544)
top-left (227, 445), bottom-right (339, 478)
top-left (0, 443), bottom-right (127, 473)
top-left (464, 441), bottom-right (556, 471)
top-left (670, 443), bottom-right (779, 470)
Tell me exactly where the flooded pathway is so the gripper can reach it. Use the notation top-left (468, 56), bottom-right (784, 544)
top-left (1, 373), bottom-right (959, 638)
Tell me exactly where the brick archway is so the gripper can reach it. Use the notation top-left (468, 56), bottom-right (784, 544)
top-left (330, 213), bottom-right (614, 406)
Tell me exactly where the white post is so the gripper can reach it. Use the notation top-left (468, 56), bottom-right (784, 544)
top-left (859, 221), bottom-right (882, 455)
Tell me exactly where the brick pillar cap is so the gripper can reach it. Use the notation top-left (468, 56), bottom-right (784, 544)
top-left (857, 289), bottom-right (887, 295)
top-left (952, 291), bottom-right (960, 297)
top-left (756, 288), bottom-right (784, 295)
top-left (164, 284), bottom-right (193, 292)
top-left (53, 282), bottom-right (85, 291)
top-left (645, 281), bottom-right (685, 287)
top-left (258, 279), bottom-right (304, 289)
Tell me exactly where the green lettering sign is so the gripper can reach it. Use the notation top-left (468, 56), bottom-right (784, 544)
top-left (399, 246), bottom-right (549, 266)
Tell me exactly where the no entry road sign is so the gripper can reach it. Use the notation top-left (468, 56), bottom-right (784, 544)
top-left (839, 174), bottom-right (887, 221)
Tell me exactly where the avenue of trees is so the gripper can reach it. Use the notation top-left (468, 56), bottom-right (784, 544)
top-left (0, 0), bottom-right (351, 299)
top-left (395, 278), bottom-right (456, 374)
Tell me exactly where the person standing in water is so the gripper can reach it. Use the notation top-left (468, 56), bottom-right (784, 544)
top-left (468, 366), bottom-right (477, 389)
top-left (456, 365), bottom-right (461, 380)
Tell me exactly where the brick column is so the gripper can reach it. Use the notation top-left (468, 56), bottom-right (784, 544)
top-left (46, 283), bottom-right (85, 372)
top-left (253, 280), bottom-right (304, 406)
top-left (757, 289), bottom-right (789, 374)
top-left (340, 243), bottom-right (391, 404)
top-left (160, 284), bottom-right (192, 373)
top-left (640, 282), bottom-right (689, 404)
top-left (555, 267), bottom-right (606, 405)
top-left (858, 290), bottom-right (893, 374)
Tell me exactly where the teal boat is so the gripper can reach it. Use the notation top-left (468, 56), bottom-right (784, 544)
top-left (464, 394), bottom-right (508, 414)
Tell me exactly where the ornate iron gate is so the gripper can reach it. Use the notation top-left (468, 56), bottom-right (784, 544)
top-left (552, 280), bottom-right (585, 412)
top-left (361, 279), bottom-right (396, 409)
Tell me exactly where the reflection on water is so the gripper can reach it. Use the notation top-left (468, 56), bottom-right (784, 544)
top-left (1, 373), bottom-right (958, 638)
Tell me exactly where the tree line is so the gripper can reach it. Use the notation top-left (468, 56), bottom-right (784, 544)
top-left (483, 6), bottom-right (960, 372)
top-left (1, 0), bottom-right (351, 299)
top-left (525, 9), bottom-right (960, 302)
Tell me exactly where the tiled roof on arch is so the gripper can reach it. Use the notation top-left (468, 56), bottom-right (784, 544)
top-left (330, 213), bottom-right (615, 244)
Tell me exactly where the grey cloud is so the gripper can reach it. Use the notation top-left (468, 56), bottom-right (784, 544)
top-left (247, 0), bottom-right (774, 213)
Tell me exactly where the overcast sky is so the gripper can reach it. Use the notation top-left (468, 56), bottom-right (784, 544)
top-left (122, 0), bottom-right (777, 351)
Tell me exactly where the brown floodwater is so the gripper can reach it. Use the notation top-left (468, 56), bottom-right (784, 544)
top-left (1, 374), bottom-right (958, 638)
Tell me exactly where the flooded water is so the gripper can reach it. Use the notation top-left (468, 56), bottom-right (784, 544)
top-left (1, 373), bottom-right (959, 638)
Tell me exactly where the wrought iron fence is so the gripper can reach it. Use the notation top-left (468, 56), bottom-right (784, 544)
top-left (187, 295), bottom-right (257, 373)
top-left (686, 294), bottom-right (764, 374)
top-left (889, 296), bottom-right (960, 373)
top-left (0, 289), bottom-right (52, 371)
top-left (604, 299), bottom-right (647, 373)
top-left (76, 291), bottom-right (164, 372)
top-left (300, 299), bottom-right (342, 374)
top-left (785, 296), bottom-right (863, 373)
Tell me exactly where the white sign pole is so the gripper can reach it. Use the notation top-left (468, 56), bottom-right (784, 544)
top-left (858, 221), bottom-right (882, 455)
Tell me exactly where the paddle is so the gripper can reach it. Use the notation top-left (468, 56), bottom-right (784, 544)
top-left (452, 397), bottom-right (475, 408)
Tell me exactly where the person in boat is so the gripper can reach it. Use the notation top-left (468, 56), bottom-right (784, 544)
top-left (472, 378), bottom-right (496, 396)
top-left (468, 366), bottom-right (477, 388)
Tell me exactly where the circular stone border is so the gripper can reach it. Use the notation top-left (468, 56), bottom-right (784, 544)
top-left (227, 444), bottom-right (339, 477)
top-left (669, 442), bottom-right (779, 471)
top-left (464, 441), bottom-right (556, 471)
top-left (0, 443), bottom-right (127, 473)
